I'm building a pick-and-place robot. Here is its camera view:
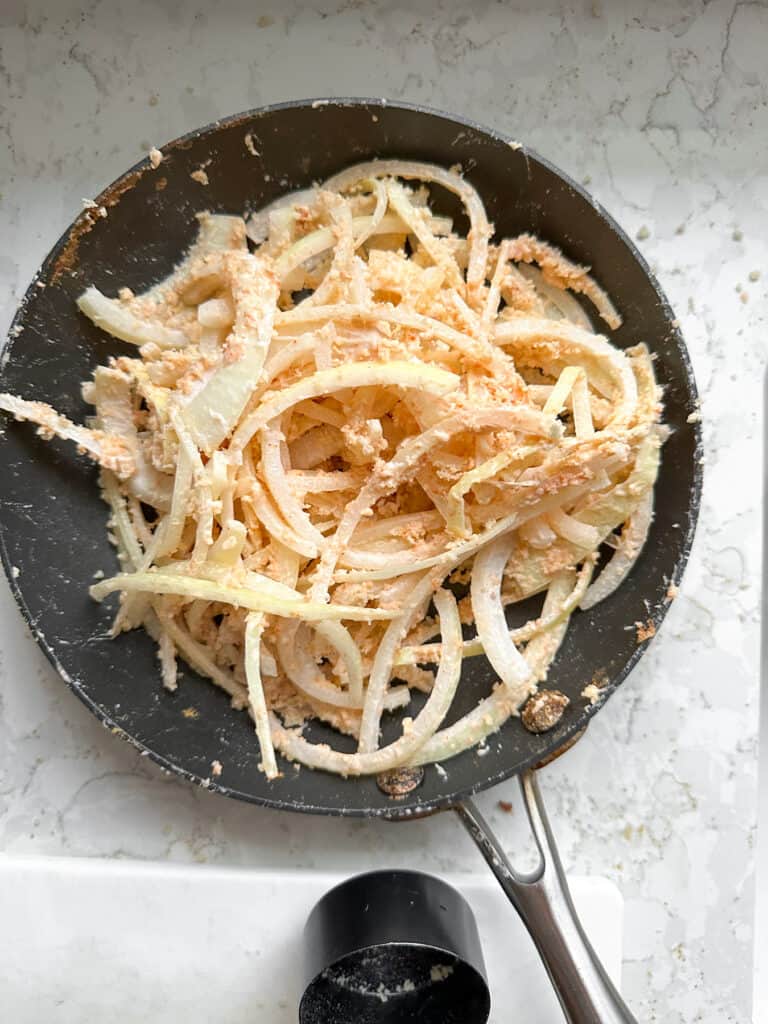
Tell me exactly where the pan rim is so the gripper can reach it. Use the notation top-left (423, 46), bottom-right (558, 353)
top-left (0, 96), bottom-right (703, 819)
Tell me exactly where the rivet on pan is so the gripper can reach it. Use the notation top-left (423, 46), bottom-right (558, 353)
top-left (376, 766), bottom-right (425, 798)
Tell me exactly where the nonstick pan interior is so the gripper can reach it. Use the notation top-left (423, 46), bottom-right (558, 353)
top-left (0, 99), bottom-right (702, 817)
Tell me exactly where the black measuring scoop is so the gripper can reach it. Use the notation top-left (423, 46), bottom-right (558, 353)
top-left (300, 870), bottom-right (491, 1023)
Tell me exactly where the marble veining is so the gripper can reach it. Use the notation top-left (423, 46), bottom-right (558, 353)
top-left (0, 2), bottom-right (764, 1021)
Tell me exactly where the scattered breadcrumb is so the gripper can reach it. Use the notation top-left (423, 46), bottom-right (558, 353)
top-left (92, 568), bottom-right (105, 580)
top-left (497, 800), bottom-right (513, 813)
top-left (182, 706), bottom-right (199, 719)
top-left (257, 14), bottom-right (274, 27)
top-left (149, 147), bottom-right (163, 169)
top-left (732, 228), bottom-right (743, 242)
top-left (675, 223), bottom-right (685, 235)
top-left (35, 281), bottom-right (46, 289)
top-left (581, 682), bottom-right (602, 705)
top-left (739, 291), bottom-right (749, 304)
top-left (434, 763), bottom-right (448, 779)
top-left (11, 565), bottom-right (20, 579)
top-left (635, 619), bottom-right (656, 643)
top-left (211, 759), bottom-right (223, 776)
top-left (636, 225), bottom-right (650, 241)
top-left (522, 690), bottom-right (569, 733)
top-left (666, 582), bottom-right (679, 600)
top-left (148, 94), bottom-right (159, 107)
top-left (508, 140), bottom-right (522, 150)
top-left (82, 198), bottom-right (107, 218)
top-left (118, 287), bottom-right (135, 302)
top-left (748, 270), bottom-right (760, 282)
top-left (582, 174), bottom-right (592, 185)
top-left (190, 168), bottom-right (209, 186)
top-left (686, 410), bottom-right (701, 424)
top-left (244, 133), bottom-right (260, 157)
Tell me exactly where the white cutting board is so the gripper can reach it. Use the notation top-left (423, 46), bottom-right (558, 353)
top-left (0, 855), bottom-right (622, 1022)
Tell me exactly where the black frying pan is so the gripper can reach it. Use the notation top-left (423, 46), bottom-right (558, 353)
top-left (0, 100), bottom-right (701, 1022)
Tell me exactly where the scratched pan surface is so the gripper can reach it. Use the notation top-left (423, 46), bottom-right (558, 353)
top-left (0, 99), bottom-right (702, 817)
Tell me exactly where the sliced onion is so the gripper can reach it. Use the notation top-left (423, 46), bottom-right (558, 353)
top-left (547, 507), bottom-right (602, 549)
top-left (244, 613), bottom-right (279, 778)
top-left (580, 490), bottom-right (654, 610)
top-left (271, 587), bottom-right (462, 775)
top-left (470, 534), bottom-right (532, 698)
top-left (77, 287), bottom-right (189, 349)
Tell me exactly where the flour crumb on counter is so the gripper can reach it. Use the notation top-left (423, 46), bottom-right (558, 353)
top-left (149, 147), bottom-right (163, 168)
top-left (636, 225), bottom-right (650, 241)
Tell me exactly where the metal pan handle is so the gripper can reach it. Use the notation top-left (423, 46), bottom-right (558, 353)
top-left (455, 769), bottom-right (637, 1024)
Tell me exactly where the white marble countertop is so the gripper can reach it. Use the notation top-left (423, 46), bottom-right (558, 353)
top-left (0, 2), bottom-right (763, 1021)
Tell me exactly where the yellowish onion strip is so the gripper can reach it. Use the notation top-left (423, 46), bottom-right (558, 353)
top-left (181, 254), bottom-right (279, 453)
top-left (358, 570), bottom-right (441, 752)
top-left (312, 408), bottom-right (560, 600)
top-left (77, 286), bottom-right (189, 349)
top-left (543, 366), bottom-right (585, 419)
top-left (523, 516), bottom-right (558, 553)
top-left (242, 477), bottom-right (318, 559)
top-left (161, 614), bottom-right (249, 709)
top-left (506, 234), bottom-right (621, 330)
top-left (271, 588), bottom-right (461, 775)
top-left (386, 180), bottom-right (462, 289)
top-left (244, 612), bottom-right (279, 779)
top-left (91, 572), bottom-right (399, 622)
top-left (335, 475), bottom-right (604, 584)
top-left (494, 319), bottom-right (637, 426)
top-left (322, 160), bottom-right (491, 306)
top-left (0, 394), bottom-right (135, 477)
top-left (410, 571), bottom-right (576, 766)
top-left (547, 507), bottom-right (602, 550)
top-left (277, 305), bottom-right (520, 388)
top-left (516, 264), bottom-right (594, 330)
top-left (260, 421), bottom-right (325, 549)
top-left (571, 371), bottom-right (595, 439)
top-left (446, 444), bottom-right (541, 537)
top-left (230, 361), bottom-right (460, 456)
top-left (470, 534), bottom-right (532, 698)
top-left (397, 557), bottom-right (594, 666)
top-left (580, 490), bottom-right (653, 610)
